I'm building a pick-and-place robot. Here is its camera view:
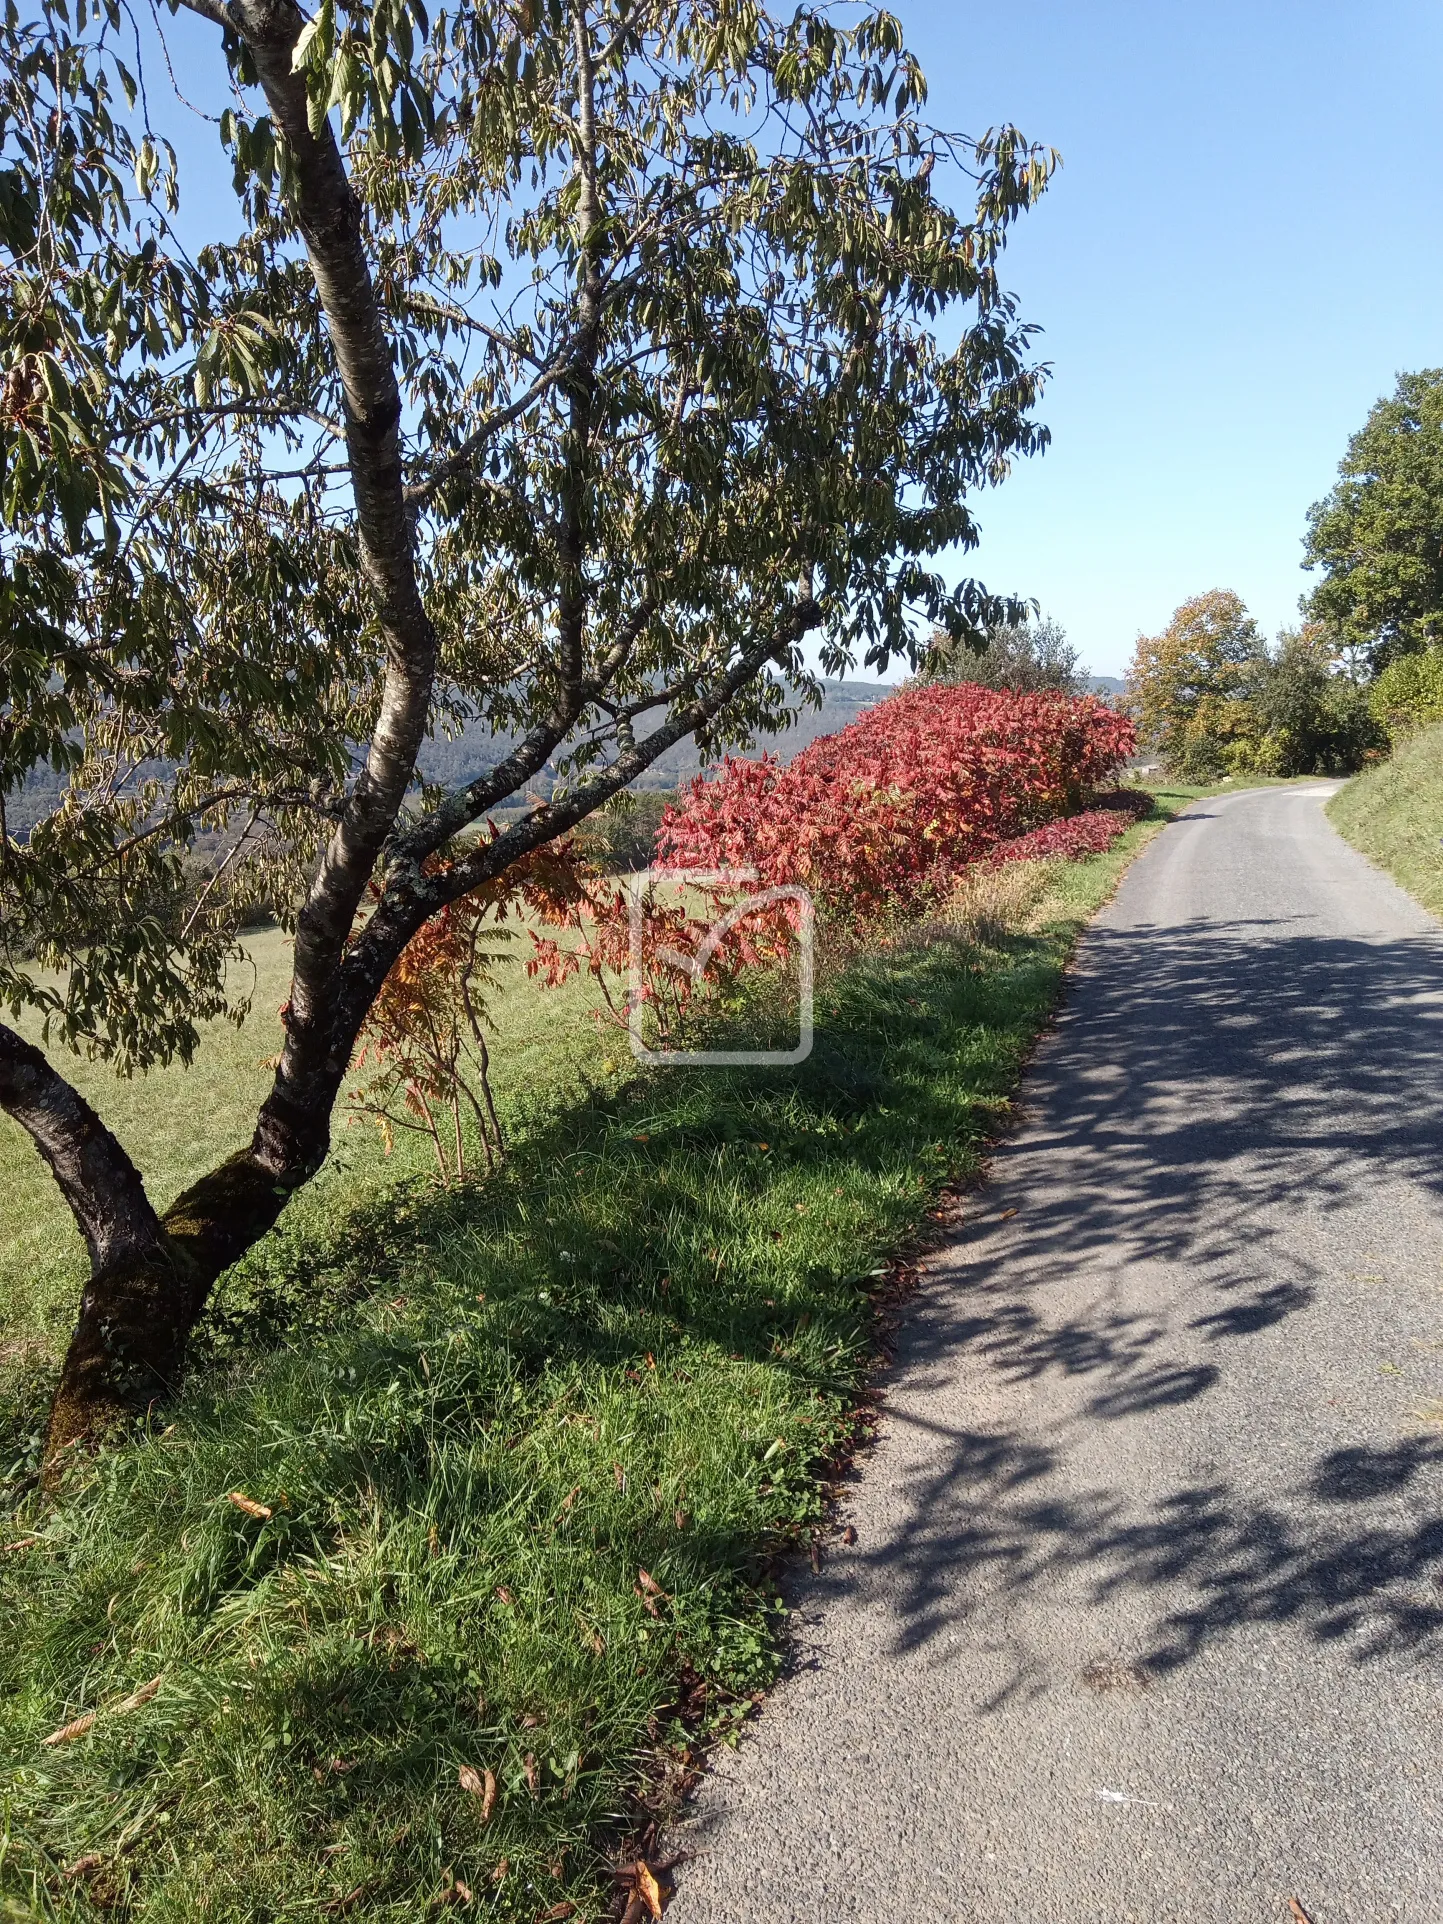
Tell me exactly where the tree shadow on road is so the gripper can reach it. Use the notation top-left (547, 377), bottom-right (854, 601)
top-left (831, 919), bottom-right (1443, 1695)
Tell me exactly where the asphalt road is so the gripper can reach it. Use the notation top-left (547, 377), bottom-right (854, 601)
top-left (671, 784), bottom-right (1443, 1924)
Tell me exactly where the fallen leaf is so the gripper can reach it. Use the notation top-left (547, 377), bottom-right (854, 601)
top-left (4, 1536), bottom-right (39, 1553)
top-left (541, 1905), bottom-right (575, 1920)
top-left (841, 1525), bottom-right (857, 1545)
top-left (1288, 1902), bottom-right (1315, 1924)
top-left (635, 1860), bottom-right (665, 1920)
top-left (619, 1898), bottom-right (644, 1924)
top-left (523, 1751), bottom-right (539, 1795)
top-left (42, 1711), bottom-right (96, 1746)
top-left (997, 1208), bottom-right (1018, 1221)
top-left (809, 1540), bottom-right (821, 1573)
top-left (459, 1762), bottom-right (500, 1816)
top-left (495, 1586), bottom-right (513, 1605)
top-left (491, 1858), bottom-right (510, 1884)
top-left (613, 1463), bottom-right (627, 1491)
top-left (321, 1885), bottom-right (367, 1914)
top-left (636, 1568), bottom-right (664, 1596)
top-left (227, 1492), bottom-right (273, 1521)
top-left (116, 1675), bottom-right (161, 1714)
top-left (63, 1854), bottom-right (104, 1879)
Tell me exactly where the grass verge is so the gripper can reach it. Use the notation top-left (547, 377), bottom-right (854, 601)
top-left (0, 793), bottom-right (1189, 1924)
top-left (1328, 722), bottom-right (1443, 918)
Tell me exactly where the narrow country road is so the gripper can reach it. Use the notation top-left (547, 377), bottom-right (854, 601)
top-left (671, 785), bottom-right (1443, 1924)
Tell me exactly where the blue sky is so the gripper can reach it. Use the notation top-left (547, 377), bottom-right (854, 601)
top-left (887, 0), bottom-right (1443, 680)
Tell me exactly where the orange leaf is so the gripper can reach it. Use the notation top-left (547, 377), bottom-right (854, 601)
top-left (42, 1711), bottom-right (96, 1746)
top-left (227, 1491), bottom-right (272, 1520)
top-left (635, 1860), bottom-right (665, 1919)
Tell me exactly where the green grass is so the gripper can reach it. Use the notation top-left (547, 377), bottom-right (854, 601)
top-left (0, 800), bottom-right (1185, 1923)
top-left (0, 929), bottom-right (612, 1369)
top-left (1328, 722), bottom-right (1443, 919)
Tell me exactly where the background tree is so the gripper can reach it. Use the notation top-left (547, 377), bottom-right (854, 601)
top-left (1125, 590), bottom-right (1266, 779)
top-left (921, 611), bottom-right (1083, 693)
top-left (1, 0), bottom-right (1057, 1454)
top-left (1303, 368), bottom-right (1443, 673)
top-left (1250, 626), bottom-right (1379, 775)
top-left (1369, 646), bottom-right (1443, 737)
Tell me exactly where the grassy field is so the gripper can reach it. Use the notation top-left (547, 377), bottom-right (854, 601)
top-left (0, 929), bottom-right (612, 1372)
top-left (0, 795), bottom-right (1192, 1924)
top-left (1328, 722), bottom-right (1443, 918)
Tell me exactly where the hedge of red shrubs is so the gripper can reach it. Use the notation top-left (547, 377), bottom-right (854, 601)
top-left (982, 787), bottom-right (1153, 867)
top-left (657, 683), bottom-right (1136, 917)
top-left (525, 686), bottom-right (1139, 1041)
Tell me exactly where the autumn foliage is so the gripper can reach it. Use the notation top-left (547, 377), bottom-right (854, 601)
top-left (523, 686), bottom-right (1134, 1047)
top-left (656, 684), bottom-right (1135, 918)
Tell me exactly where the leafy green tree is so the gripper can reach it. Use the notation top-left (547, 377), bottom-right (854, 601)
top-left (1125, 590), bottom-right (1266, 779)
top-left (1369, 647), bottom-right (1443, 736)
top-left (922, 612), bottom-right (1082, 693)
top-left (1250, 627), bottom-right (1379, 775)
top-left (1304, 369), bottom-right (1443, 671)
top-left (1, 0), bottom-right (1056, 1453)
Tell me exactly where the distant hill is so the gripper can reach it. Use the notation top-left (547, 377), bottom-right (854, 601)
top-left (418, 679), bottom-right (895, 800)
top-left (1086, 675), bottom-right (1126, 698)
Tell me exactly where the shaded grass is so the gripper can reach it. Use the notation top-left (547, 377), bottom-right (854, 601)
top-left (0, 797), bottom-right (1184, 1923)
top-left (1328, 722), bottom-right (1443, 919)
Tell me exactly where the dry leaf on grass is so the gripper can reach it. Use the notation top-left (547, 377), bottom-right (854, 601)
top-left (116, 1675), bottom-right (161, 1714)
top-left (62, 1854), bottom-right (105, 1879)
top-left (320, 1885), bottom-right (368, 1914)
top-left (523, 1752), bottom-right (539, 1796)
top-left (227, 1492), bottom-right (273, 1520)
top-left (614, 1859), bottom-right (667, 1921)
top-left (458, 1764), bottom-right (497, 1822)
top-left (41, 1711), bottom-right (96, 1747)
top-left (4, 1536), bottom-right (39, 1553)
top-left (540, 1906), bottom-right (575, 1920)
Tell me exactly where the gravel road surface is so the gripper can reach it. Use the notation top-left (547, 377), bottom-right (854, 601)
top-left (671, 784), bottom-right (1443, 1924)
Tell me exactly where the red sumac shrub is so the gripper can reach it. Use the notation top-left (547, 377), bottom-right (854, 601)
top-left (658, 685), bottom-right (1135, 919)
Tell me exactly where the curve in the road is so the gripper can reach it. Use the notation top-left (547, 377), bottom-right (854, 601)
top-left (670, 784), bottom-right (1443, 1924)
